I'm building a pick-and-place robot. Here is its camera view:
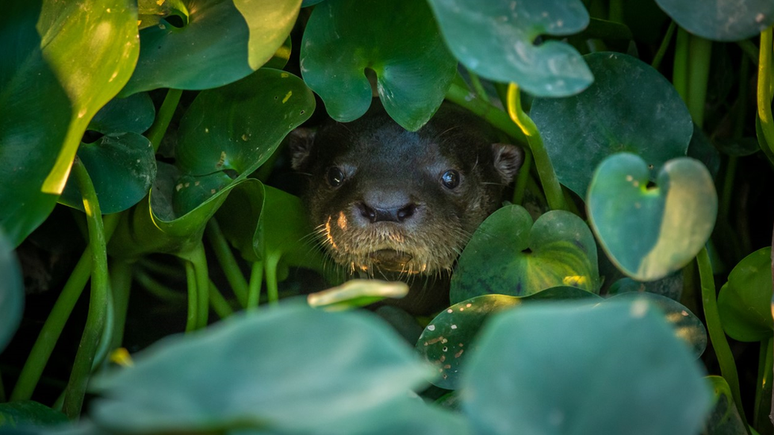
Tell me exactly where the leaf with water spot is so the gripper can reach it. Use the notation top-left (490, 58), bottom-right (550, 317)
top-left (418, 287), bottom-right (598, 389)
top-left (428, 0), bottom-right (593, 97)
top-left (587, 153), bottom-right (717, 281)
top-left (450, 205), bottom-right (600, 304)
top-left (655, 0), bottom-right (774, 41)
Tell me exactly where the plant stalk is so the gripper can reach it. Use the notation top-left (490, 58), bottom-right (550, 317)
top-left (445, 83), bottom-right (527, 144)
top-left (61, 159), bottom-right (110, 418)
top-left (146, 88), bottom-right (183, 153)
top-left (205, 219), bottom-right (248, 307)
top-left (506, 83), bottom-right (566, 211)
top-left (757, 26), bottom-right (774, 164)
top-left (248, 261), bottom-right (264, 310)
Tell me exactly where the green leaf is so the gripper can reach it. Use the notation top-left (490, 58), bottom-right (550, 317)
top-left (0, 401), bottom-right (68, 427)
top-left (428, 0), bottom-right (593, 97)
top-left (607, 272), bottom-right (684, 301)
top-left (450, 205), bottom-right (600, 304)
top-left (587, 153), bottom-right (717, 281)
top-left (87, 93), bottom-right (156, 135)
top-left (704, 376), bottom-right (749, 434)
top-left (300, 0), bottom-right (457, 131)
top-left (418, 287), bottom-right (599, 389)
top-left (109, 69), bottom-right (314, 258)
top-left (531, 52), bottom-right (693, 197)
top-left (60, 133), bottom-right (156, 214)
top-left (0, 0), bottom-right (139, 246)
top-left (308, 280), bottom-right (410, 311)
top-left (718, 247), bottom-right (774, 342)
top-left (120, 0), bottom-right (301, 96)
top-left (0, 230), bottom-right (23, 353)
top-left (89, 303), bottom-right (435, 433)
top-left (462, 300), bottom-right (712, 435)
top-left (608, 292), bottom-right (707, 358)
top-left (655, 0), bottom-right (774, 42)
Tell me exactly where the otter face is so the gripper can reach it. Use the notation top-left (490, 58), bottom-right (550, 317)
top-left (292, 103), bottom-right (522, 278)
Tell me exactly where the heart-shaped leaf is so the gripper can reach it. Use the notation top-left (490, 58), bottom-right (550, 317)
top-left (587, 153), bottom-right (717, 281)
top-left (718, 247), bottom-right (773, 342)
top-left (120, 0), bottom-right (301, 96)
top-left (531, 52), bottom-right (693, 197)
top-left (450, 205), bottom-right (600, 304)
top-left (89, 303), bottom-right (435, 434)
top-left (429, 0), bottom-right (592, 97)
top-left (300, 0), bottom-right (457, 131)
top-left (655, 0), bottom-right (774, 41)
top-left (462, 300), bottom-right (712, 435)
top-left (87, 92), bottom-right (156, 135)
top-left (608, 292), bottom-right (707, 358)
top-left (0, 0), bottom-right (139, 246)
top-left (109, 69), bottom-right (314, 258)
top-left (0, 230), bottom-right (23, 352)
top-left (418, 287), bottom-right (599, 389)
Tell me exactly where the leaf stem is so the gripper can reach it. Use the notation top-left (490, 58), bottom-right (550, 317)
top-left (247, 261), bottom-right (264, 310)
top-left (265, 253), bottom-right (281, 305)
top-left (466, 69), bottom-right (489, 101)
top-left (651, 21), bottom-right (676, 71)
top-left (188, 244), bottom-right (210, 329)
top-left (697, 247), bottom-right (750, 432)
top-left (184, 260), bottom-right (198, 332)
top-left (109, 259), bottom-right (133, 351)
top-left (445, 83), bottom-right (527, 144)
top-left (506, 83), bottom-right (566, 211)
top-left (146, 88), bottom-right (182, 153)
top-left (205, 219), bottom-right (248, 307)
top-left (512, 146), bottom-right (533, 205)
top-left (673, 27), bottom-right (690, 102)
top-left (62, 159), bottom-right (110, 418)
top-left (9, 215), bottom-right (119, 402)
top-left (208, 281), bottom-right (234, 319)
top-left (686, 34), bottom-right (712, 128)
top-left (757, 27), bottom-right (774, 163)
top-left (754, 337), bottom-right (773, 431)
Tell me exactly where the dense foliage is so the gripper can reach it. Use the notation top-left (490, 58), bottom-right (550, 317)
top-left (1, 0), bottom-right (773, 433)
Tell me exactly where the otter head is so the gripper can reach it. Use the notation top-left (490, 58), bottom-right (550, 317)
top-left (292, 102), bottom-right (523, 278)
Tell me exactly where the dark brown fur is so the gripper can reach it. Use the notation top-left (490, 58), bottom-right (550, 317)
top-left (293, 101), bottom-right (522, 314)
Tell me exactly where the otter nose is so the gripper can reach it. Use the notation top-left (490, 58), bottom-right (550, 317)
top-left (357, 201), bottom-right (417, 223)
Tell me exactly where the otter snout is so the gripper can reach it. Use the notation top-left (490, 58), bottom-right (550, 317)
top-left (353, 189), bottom-right (419, 225)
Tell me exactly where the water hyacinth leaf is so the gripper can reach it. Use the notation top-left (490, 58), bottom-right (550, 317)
top-left (263, 36), bottom-right (292, 70)
top-left (418, 287), bottom-right (599, 389)
top-left (587, 153), bottom-right (717, 281)
top-left (177, 69), bottom-right (315, 176)
top-left (87, 92), bottom-right (156, 135)
top-left (137, 0), bottom-right (188, 30)
top-left (450, 205), bottom-right (600, 304)
top-left (531, 52), bottom-right (693, 197)
top-left (608, 292), bottom-right (707, 358)
top-left (428, 0), bottom-right (592, 97)
top-left (59, 133), bottom-right (156, 214)
top-left (0, 0), bottom-right (139, 246)
top-left (120, 0), bottom-right (301, 96)
top-left (308, 280), bottom-right (410, 311)
top-left (0, 401), bottom-right (68, 427)
top-left (300, 0), bottom-right (457, 131)
top-left (89, 304), bottom-right (434, 433)
top-left (704, 376), bottom-right (748, 434)
top-left (718, 247), bottom-right (774, 342)
top-left (0, 230), bottom-right (24, 352)
top-left (655, 0), bottom-right (774, 42)
top-left (463, 300), bottom-right (712, 435)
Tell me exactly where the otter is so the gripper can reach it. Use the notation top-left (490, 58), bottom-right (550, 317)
top-left (292, 101), bottom-right (523, 314)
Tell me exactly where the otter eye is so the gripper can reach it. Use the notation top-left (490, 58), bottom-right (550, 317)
top-left (326, 166), bottom-right (345, 187)
top-left (441, 170), bottom-right (460, 189)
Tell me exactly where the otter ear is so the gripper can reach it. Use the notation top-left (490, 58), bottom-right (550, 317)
top-left (289, 128), bottom-right (316, 171)
top-left (491, 143), bottom-right (524, 184)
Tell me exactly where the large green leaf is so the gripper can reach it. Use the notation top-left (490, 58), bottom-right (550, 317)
top-left (450, 205), bottom-right (600, 304)
top-left (88, 304), bottom-right (447, 433)
top-left (120, 0), bottom-right (301, 96)
top-left (428, 0), bottom-right (592, 97)
top-left (0, 0), bottom-right (139, 246)
top-left (531, 52), bottom-right (693, 197)
top-left (587, 153), bottom-right (717, 281)
top-left (462, 300), bottom-right (712, 435)
top-left (0, 230), bottom-right (23, 353)
top-left (655, 0), bottom-right (774, 41)
top-left (87, 92), bottom-right (156, 135)
top-left (300, 0), bottom-right (457, 131)
top-left (718, 247), bottom-right (773, 342)
top-left (417, 287), bottom-right (599, 390)
top-left (109, 69), bottom-right (314, 258)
